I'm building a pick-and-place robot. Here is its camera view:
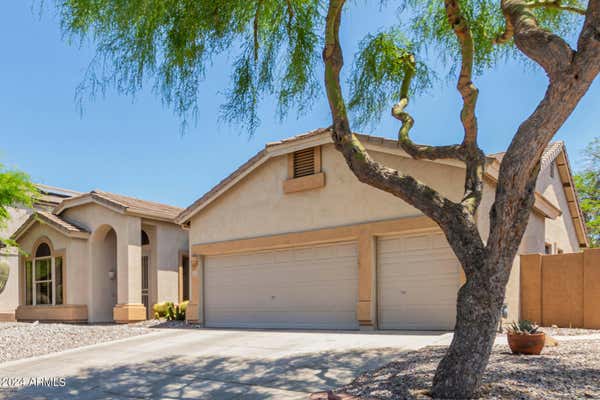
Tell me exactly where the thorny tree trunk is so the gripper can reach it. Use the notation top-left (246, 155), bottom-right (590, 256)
top-left (322, 0), bottom-right (600, 398)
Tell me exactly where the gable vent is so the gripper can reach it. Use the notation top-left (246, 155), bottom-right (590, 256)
top-left (293, 148), bottom-right (315, 178)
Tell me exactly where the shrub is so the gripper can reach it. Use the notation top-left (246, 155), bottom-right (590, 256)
top-left (507, 320), bottom-right (540, 335)
top-left (152, 302), bottom-right (171, 319)
top-left (153, 300), bottom-right (187, 321)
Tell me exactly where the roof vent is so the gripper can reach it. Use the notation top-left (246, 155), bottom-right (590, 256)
top-left (293, 148), bottom-right (316, 178)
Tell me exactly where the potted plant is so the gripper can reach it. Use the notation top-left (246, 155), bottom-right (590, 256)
top-left (506, 320), bottom-right (545, 355)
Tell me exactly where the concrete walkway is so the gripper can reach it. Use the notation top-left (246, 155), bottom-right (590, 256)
top-left (0, 328), bottom-right (451, 399)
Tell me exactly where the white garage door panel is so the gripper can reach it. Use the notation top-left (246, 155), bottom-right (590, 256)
top-left (205, 242), bottom-right (358, 329)
top-left (378, 233), bottom-right (460, 330)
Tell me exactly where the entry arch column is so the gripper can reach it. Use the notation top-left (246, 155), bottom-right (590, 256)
top-left (113, 216), bottom-right (146, 323)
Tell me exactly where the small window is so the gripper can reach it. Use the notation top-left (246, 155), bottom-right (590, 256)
top-left (35, 243), bottom-right (51, 258)
top-left (141, 230), bottom-right (150, 246)
top-left (293, 148), bottom-right (316, 178)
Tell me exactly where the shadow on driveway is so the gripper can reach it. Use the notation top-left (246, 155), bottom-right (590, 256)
top-left (3, 347), bottom-right (405, 400)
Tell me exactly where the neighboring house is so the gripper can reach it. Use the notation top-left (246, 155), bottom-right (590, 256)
top-left (11, 190), bottom-right (188, 323)
top-left (177, 128), bottom-right (587, 331)
top-left (0, 184), bottom-right (79, 321)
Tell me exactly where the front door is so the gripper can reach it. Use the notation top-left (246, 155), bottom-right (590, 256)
top-left (141, 255), bottom-right (149, 317)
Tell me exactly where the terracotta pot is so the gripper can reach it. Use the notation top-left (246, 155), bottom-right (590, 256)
top-left (507, 332), bottom-right (546, 355)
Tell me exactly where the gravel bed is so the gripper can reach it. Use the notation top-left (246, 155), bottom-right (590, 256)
top-left (336, 339), bottom-right (600, 399)
top-left (0, 322), bottom-right (153, 363)
top-left (539, 326), bottom-right (600, 337)
top-left (135, 319), bottom-right (203, 329)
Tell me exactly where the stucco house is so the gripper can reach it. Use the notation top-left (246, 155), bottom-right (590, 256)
top-left (11, 190), bottom-right (188, 323)
top-left (0, 184), bottom-right (79, 321)
top-left (177, 128), bottom-right (587, 331)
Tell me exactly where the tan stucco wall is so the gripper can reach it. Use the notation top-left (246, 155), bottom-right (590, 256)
top-left (478, 180), bottom-right (549, 323)
top-left (64, 203), bottom-right (143, 312)
top-left (189, 144), bottom-right (466, 245)
top-left (536, 164), bottom-right (580, 253)
top-left (14, 202), bottom-right (187, 322)
top-left (16, 222), bottom-right (87, 309)
top-left (521, 249), bottom-right (600, 329)
top-left (142, 220), bottom-right (188, 307)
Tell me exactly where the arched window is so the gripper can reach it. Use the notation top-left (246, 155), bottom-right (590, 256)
top-left (141, 230), bottom-right (150, 246)
top-left (24, 240), bottom-right (63, 306)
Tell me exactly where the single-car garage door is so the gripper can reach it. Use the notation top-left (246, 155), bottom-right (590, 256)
top-left (378, 232), bottom-right (461, 330)
top-left (204, 242), bottom-right (358, 329)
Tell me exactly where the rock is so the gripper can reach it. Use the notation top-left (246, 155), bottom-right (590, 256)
top-left (545, 335), bottom-right (559, 347)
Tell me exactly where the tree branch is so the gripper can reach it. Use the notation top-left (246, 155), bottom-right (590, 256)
top-left (323, 0), bottom-right (485, 276)
top-left (444, 0), bottom-right (486, 214)
top-left (526, 0), bottom-right (586, 15)
top-left (253, 0), bottom-right (264, 62)
top-left (392, 97), bottom-right (465, 160)
top-left (501, 0), bottom-right (575, 78)
top-left (574, 0), bottom-right (600, 74)
top-left (391, 55), bottom-right (466, 161)
top-left (495, 12), bottom-right (515, 44)
top-left (489, 0), bottom-right (600, 265)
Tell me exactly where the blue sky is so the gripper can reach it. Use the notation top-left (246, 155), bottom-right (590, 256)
top-left (1, 2), bottom-right (598, 208)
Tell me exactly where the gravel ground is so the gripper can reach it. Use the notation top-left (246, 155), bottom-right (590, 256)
top-left (336, 339), bottom-right (600, 399)
top-left (135, 319), bottom-right (203, 329)
top-left (539, 326), bottom-right (600, 337)
top-left (0, 322), bottom-right (153, 363)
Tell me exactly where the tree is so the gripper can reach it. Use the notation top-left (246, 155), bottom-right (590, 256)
top-left (55, 0), bottom-right (600, 397)
top-left (575, 138), bottom-right (600, 247)
top-left (0, 163), bottom-right (37, 247)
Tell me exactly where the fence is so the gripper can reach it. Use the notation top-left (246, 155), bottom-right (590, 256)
top-left (520, 248), bottom-right (600, 329)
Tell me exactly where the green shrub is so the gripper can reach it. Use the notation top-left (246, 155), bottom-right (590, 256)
top-left (153, 300), bottom-right (187, 321)
top-left (507, 320), bottom-right (540, 334)
top-left (152, 302), bottom-right (171, 319)
top-left (179, 300), bottom-right (189, 314)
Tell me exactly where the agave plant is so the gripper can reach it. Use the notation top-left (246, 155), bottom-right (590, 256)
top-left (507, 320), bottom-right (540, 335)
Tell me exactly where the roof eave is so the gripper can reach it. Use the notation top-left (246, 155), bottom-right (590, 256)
top-left (12, 214), bottom-right (90, 242)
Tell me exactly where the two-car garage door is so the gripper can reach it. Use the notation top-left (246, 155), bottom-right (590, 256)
top-left (203, 232), bottom-right (460, 330)
top-left (204, 242), bottom-right (359, 329)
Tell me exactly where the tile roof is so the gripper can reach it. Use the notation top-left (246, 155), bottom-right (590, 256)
top-left (35, 184), bottom-right (81, 206)
top-left (57, 190), bottom-right (183, 222)
top-left (12, 211), bottom-right (90, 241)
top-left (488, 141), bottom-right (564, 169)
top-left (36, 211), bottom-right (89, 234)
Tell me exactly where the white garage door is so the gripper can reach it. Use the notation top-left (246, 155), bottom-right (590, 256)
top-left (204, 242), bottom-right (358, 329)
top-left (378, 233), bottom-right (461, 330)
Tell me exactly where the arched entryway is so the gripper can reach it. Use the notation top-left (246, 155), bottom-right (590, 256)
top-left (90, 225), bottom-right (118, 322)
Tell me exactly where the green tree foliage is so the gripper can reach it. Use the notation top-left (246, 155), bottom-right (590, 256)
top-left (575, 138), bottom-right (600, 247)
top-left (55, 0), bottom-right (581, 132)
top-left (0, 163), bottom-right (37, 247)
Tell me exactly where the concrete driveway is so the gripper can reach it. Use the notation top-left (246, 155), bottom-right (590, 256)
top-left (0, 328), bottom-right (451, 399)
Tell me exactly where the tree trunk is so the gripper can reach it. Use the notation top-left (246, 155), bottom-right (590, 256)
top-left (432, 258), bottom-right (511, 398)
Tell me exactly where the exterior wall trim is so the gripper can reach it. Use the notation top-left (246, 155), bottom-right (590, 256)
top-left (283, 172), bottom-right (326, 194)
top-left (191, 215), bottom-right (437, 256)
top-left (15, 304), bottom-right (88, 322)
